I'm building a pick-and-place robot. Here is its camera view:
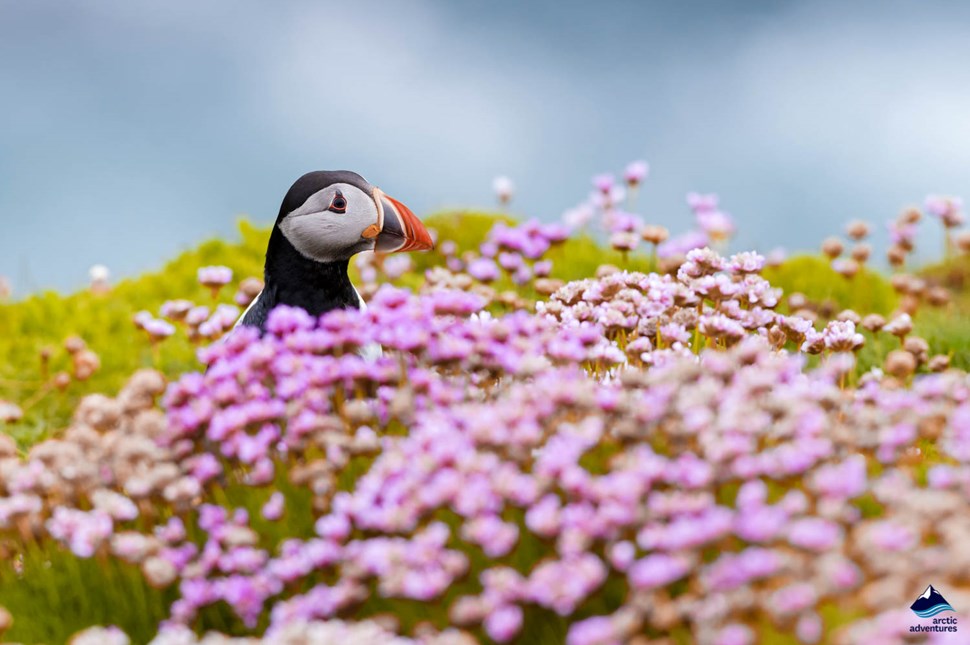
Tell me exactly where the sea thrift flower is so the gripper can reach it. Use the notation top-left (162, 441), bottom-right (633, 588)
top-left (608, 211), bottom-right (642, 234)
top-left (92, 489), bottom-right (138, 521)
top-left (143, 318), bottom-right (176, 342)
top-left (461, 516), bottom-right (519, 557)
top-left (72, 349), bottom-right (102, 380)
top-left (610, 232), bottom-right (638, 252)
top-left (198, 265), bottom-right (233, 297)
top-left (884, 349), bottom-right (917, 379)
top-left (262, 493), bottom-right (285, 521)
top-left (628, 554), bottom-right (690, 589)
top-left (592, 174), bottom-right (615, 194)
top-left (527, 554), bottom-right (607, 616)
top-left (70, 626), bottom-right (129, 645)
top-left (659, 322), bottom-right (690, 345)
top-left (787, 518), bottom-right (842, 552)
top-left (563, 204), bottom-right (595, 230)
top-left (956, 230), bottom-right (970, 253)
top-left (822, 320), bottom-right (864, 352)
top-left (383, 255), bottom-right (412, 280)
top-left (624, 160), bottom-right (649, 186)
top-left (888, 220), bottom-right (917, 249)
top-left (235, 277), bottom-right (264, 307)
top-left (925, 194), bottom-right (965, 228)
top-left (728, 251), bottom-right (765, 274)
top-left (866, 520), bottom-right (918, 552)
top-left (687, 192), bottom-right (719, 213)
top-left (185, 305), bottom-right (210, 327)
top-left (483, 604), bottom-right (523, 642)
top-left (796, 612), bottom-right (823, 643)
top-left (714, 624), bottom-right (753, 645)
top-left (46, 507), bottom-right (114, 557)
top-left (883, 313), bottom-right (913, 338)
top-left (765, 247), bottom-right (787, 266)
top-left (0, 401), bottom-right (23, 424)
top-left (821, 237), bottom-right (844, 259)
top-left (699, 313), bottom-right (745, 344)
top-left (533, 260), bottom-right (553, 277)
top-left (832, 258), bottom-right (859, 279)
top-left (132, 310), bottom-right (154, 330)
top-left (160, 300), bottom-right (194, 321)
top-left (492, 176), bottom-right (514, 205)
top-left (696, 209), bottom-right (736, 242)
top-left (657, 230), bottom-right (709, 259)
top-left (771, 583), bottom-right (817, 616)
top-left (566, 615), bottom-right (618, 645)
top-left (89, 264), bottom-right (111, 293)
top-left (497, 252), bottom-right (524, 272)
top-left (811, 455), bottom-right (866, 499)
top-left (845, 219), bottom-right (870, 240)
top-left (641, 225), bottom-right (669, 245)
top-left (851, 243), bottom-right (872, 263)
top-left (679, 247), bottom-right (727, 278)
top-left (608, 541), bottom-right (637, 572)
top-left (439, 240), bottom-right (458, 257)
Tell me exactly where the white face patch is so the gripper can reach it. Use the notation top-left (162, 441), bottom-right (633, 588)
top-left (278, 183), bottom-right (379, 262)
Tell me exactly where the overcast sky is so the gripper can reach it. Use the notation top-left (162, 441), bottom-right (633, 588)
top-left (2, 0), bottom-right (970, 294)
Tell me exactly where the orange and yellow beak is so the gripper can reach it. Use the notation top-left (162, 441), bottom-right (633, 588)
top-left (369, 189), bottom-right (434, 253)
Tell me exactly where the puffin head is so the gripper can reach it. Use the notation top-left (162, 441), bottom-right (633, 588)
top-left (275, 170), bottom-right (433, 263)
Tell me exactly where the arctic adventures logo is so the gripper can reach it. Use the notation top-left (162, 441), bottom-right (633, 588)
top-left (910, 585), bottom-right (958, 634)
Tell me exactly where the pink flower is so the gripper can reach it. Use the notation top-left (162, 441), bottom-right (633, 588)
top-left (493, 176), bottom-right (514, 204)
top-left (262, 493), bottom-right (285, 521)
top-left (467, 258), bottom-right (499, 282)
top-left (687, 192), bottom-right (719, 213)
top-left (925, 194), bottom-right (965, 228)
top-left (592, 174), bottom-right (615, 194)
top-left (787, 518), bottom-right (842, 552)
top-left (567, 615), bottom-right (620, 645)
top-left (484, 604), bottom-right (523, 642)
top-left (714, 624), bottom-right (753, 645)
top-left (628, 553), bottom-right (690, 590)
top-left (46, 507), bottom-right (114, 558)
top-left (198, 265), bottom-right (233, 288)
top-left (624, 160), bottom-right (649, 186)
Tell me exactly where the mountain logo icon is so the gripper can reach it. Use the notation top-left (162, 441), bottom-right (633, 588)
top-left (911, 585), bottom-right (955, 618)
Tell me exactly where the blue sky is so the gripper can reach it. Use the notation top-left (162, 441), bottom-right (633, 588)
top-left (2, 0), bottom-right (970, 293)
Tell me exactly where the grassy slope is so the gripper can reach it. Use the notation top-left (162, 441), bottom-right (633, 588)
top-left (1, 220), bottom-right (267, 446)
top-left (913, 254), bottom-right (970, 370)
top-left (0, 212), bottom-right (949, 448)
top-left (763, 255), bottom-right (897, 315)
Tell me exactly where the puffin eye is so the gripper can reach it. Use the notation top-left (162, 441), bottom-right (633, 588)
top-left (329, 194), bottom-right (348, 213)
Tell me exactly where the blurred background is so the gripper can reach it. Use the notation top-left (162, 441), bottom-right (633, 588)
top-left (2, 0), bottom-right (970, 294)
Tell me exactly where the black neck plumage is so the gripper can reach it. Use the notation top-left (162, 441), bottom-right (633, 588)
top-left (262, 228), bottom-right (360, 317)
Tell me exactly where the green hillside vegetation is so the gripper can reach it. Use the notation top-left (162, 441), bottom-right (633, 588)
top-left (0, 212), bottom-right (956, 449)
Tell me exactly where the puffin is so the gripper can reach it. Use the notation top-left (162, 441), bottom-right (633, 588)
top-left (238, 170), bottom-right (433, 330)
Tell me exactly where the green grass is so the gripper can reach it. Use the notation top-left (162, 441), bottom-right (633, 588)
top-left (0, 220), bottom-right (268, 447)
top-left (0, 546), bottom-right (176, 644)
top-left (762, 254), bottom-right (970, 373)
top-left (909, 306), bottom-right (970, 369)
top-left (763, 254), bottom-right (897, 315)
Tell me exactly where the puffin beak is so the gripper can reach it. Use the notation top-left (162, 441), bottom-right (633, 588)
top-left (372, 190), bottom-right (434, 253)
